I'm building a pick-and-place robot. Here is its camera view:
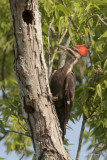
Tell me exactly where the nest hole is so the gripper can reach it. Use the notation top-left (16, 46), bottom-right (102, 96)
top-left (22, 10), bottom-right (33, 25)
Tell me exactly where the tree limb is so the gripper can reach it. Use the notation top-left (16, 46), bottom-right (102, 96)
top-left (49, 28), bottom-right (68, 77)
top-left (48, 20), bottom-right (54, 77)
top-left (76, 115), bottom-right (86, 160)
top-left (19, 153), bottom-right (25, 160)
top-left (1, 129), bottom-right (31, 137)
top-left (58, 36), bottom-right (71, 69)
top-left (86, 14), bottom-right (107, 26)
top-left (87, 143), bottom-right (104, 160)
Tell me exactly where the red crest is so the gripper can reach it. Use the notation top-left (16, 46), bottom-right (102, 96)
top-left (76, 44), bottom-right (88, 56)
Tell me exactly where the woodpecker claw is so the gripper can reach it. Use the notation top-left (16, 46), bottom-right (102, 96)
top-left (52, 96), bottom-right (58, 101)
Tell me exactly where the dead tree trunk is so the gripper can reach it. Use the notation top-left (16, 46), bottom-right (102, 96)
top-left (9, 0), bottom-right (71, 159)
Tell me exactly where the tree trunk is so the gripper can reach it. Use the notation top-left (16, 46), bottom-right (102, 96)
top-left (9, 0), bottom-right (71, 159)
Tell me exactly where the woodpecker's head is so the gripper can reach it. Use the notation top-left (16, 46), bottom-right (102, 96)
top-left (57, 44), bottom-right (88, 59)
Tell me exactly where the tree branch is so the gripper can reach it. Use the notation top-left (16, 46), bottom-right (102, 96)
top-left (48, 20), bottom-right (54, 77)
top-left (58, 36), bottom-right (71, 69)
top-left (49, 28), bottom-right (68, 77)
top-left (76, 115), bottom-right (86, 160)
top-left (2, 129), bottom-right (31, 137)
top-left (87, 143), bottom-right (104, 160)
top-left (69, 16), bottom-right (83, 41)
top-left (86, 14), bottom-right (107, 26)
top-left (86, 17), bottom-right (94, 68)
top-left (19, 152), bottom-right (25, 160)
top-left (0, 135), bottom-right (6, 140)
top-left (69, 16), bottom-right (79, 33)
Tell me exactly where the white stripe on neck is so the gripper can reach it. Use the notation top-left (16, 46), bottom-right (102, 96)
top-left (66, 59), bottom-right (78, 75)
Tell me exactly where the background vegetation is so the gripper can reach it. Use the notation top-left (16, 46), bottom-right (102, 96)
top-left (0, 0), bottom-right (107, 159)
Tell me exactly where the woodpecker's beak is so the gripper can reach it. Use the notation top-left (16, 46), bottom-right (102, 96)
top-left (56, 44), bottom-right (81, 59)
top-left (56, 44), bottom-right (75, 58)
top-left (56, 44), bottom-right (67, 51)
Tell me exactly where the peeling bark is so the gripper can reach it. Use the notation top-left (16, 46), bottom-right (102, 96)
top-left (9, 0), bottom-right (71, 159)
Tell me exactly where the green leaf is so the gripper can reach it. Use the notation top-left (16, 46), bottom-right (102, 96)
top-left (44, 0), bottom-right (52, 14)
top-left (64, 137), bottom-right (70, 146)
top-left (85, 3), bottom-right (92, 12)
top-left (32, 155), bottom-right (36, 160)
top-left (103, 59), bottom-right (107, 72)
top-left (98, 31), bottom-right (107, 39)
top-left (96, 84), bottom-right (102, 97)
top-left (94, 84), bottom-right (102, 101)
top-left (70, 113), bottom-right (78, 122)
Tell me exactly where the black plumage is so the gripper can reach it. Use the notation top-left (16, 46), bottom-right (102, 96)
top-left (50, 44), bottom-right (88, 139)
top-left (50, 58), bottom-right (76, 139)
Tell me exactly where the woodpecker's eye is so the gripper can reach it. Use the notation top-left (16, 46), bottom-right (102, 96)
top-left (66, 47), bottom-right (81, 58)
top-left (71, 47), bottom-right (81, 55)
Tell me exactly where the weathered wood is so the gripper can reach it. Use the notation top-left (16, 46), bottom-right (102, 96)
top-left (9, 0), bottom-right (71, 159)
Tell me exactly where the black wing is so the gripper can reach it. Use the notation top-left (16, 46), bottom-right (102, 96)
top-left (50, 69), bottom-right (76, 138)
top-left (63, 71), bottom-right (76, 135)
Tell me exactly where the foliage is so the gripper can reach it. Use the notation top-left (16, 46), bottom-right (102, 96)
top-left (40, 0), bottom-right (107, 153)
top-left (0, 0), bottom-right (107, 159)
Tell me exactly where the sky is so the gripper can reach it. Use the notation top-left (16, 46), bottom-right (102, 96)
top-left (0, 116), bottom-right (106, 160)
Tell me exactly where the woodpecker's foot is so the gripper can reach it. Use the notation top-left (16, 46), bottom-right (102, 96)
top-left (44, 93), bottom-right (58, 102)
top-left (42, 92), bottom-right (58, 102)
top-left (52, 96), bottom-right (58, 101)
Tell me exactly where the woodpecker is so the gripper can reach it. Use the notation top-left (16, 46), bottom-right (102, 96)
top-left (50, 44), bottom-right (88, 139)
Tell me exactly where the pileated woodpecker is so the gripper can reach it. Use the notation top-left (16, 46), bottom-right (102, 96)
top-left (50, 44), bottom-right (88, 139)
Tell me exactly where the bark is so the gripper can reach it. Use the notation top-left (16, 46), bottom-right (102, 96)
top-left (9, 0), bottom-right (71, 160)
